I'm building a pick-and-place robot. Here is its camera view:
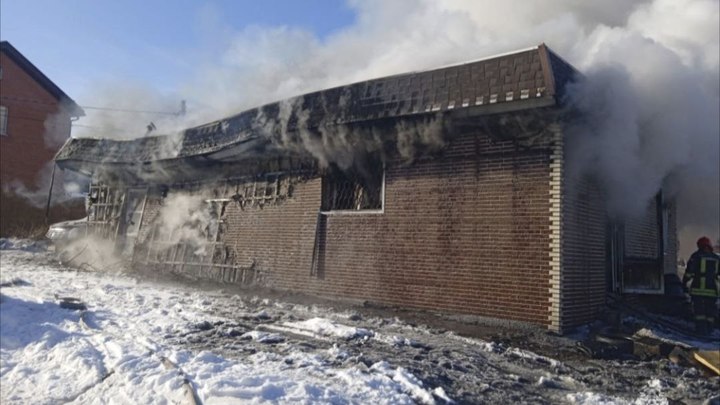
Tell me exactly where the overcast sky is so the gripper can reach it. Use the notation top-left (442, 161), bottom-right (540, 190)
top-left (1, 0), bottom-right (355, 102)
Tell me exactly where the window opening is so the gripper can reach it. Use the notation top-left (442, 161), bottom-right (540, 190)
top-left (87, 183), bottom-right (124, 239)
top-left (321, 164), bottom-right (384, 212)
top-left (231, 174), bottom-right (287, 209)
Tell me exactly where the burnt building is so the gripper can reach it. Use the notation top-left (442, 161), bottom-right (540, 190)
top-left (54, 44), bottom-right (676, 333)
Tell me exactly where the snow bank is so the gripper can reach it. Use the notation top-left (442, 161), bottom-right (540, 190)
top-left (0, 250), bottom-right (434, 404)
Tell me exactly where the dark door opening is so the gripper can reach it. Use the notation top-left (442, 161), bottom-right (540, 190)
top-left (607, 192), bottom-right (665, 295)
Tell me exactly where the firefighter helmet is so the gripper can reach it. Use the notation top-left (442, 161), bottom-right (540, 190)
top-left (696, 236), bottom-right (712, 250)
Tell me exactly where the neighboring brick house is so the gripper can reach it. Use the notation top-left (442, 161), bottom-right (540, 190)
top-left (0, 41), bottom-right (85, 236)
top-left (54, 44), bottom-right (675, 333)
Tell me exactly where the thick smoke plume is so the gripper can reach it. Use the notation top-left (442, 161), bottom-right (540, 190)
top-left (248, 96), bottom-right (447, 170)
top-left (70, 0), bottom-right (718, 256)
top-left (156, 193), bottom-right (214, 255)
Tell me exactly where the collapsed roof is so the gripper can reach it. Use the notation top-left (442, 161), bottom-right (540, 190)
top-left (55, 44), bottom-right (577, 177)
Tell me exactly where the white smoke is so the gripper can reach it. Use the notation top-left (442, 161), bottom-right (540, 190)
top-left (42, 100), bottom-right (74, 148)
top-left (72, 82), bottom-right (191, 140)
top-left (562, 21), bottom-right (719, 257)
top-left (156, 193), bottom-right (214, 254)
top-left (70, 0), bottom-right (719, 256)
top-left (58, 236), bottom-right (126, 273)
top-left (2, 161), bottom-right (85, 209)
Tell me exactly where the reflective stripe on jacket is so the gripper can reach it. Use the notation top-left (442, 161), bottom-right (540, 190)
top-left (683, 250), bottom-right (720, 297)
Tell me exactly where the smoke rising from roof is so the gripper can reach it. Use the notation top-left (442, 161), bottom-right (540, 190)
top-left (72, 0), bottom-right (718, 256)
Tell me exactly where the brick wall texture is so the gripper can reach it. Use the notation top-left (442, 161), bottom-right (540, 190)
top-left (560, 168), bottom-right (608, 329)
top-left (111, 125), bottom-right (671, 331)
top-left (0, 51), bottom-right (76, 235)
top-left (134, 130), bottom-right (557, 327)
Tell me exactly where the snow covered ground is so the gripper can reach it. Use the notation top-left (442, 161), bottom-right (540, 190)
top-left (1, 240), bottom-right (718, 404)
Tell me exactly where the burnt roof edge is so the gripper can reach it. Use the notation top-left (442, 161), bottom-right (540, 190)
top-left (57, 44), bottom-right (576, 169)
top-left (537, 43), bottom-right (557, 98)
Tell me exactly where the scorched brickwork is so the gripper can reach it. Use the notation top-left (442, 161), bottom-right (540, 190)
top-left (54, 44), bottom-right (676, 333)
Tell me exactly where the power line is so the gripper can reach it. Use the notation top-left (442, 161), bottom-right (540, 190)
top-left (9, 114), bottom-right (160, 132)
top-left (79, 105), bottom-right (181, 116)
top-left (2, 95), bottom-right (185, 116)
top-left (71, 124), bottom-right (107, 129)
top-left (5, 115), bottom-right (120, 133)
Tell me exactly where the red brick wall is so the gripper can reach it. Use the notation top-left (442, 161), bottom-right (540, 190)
top-left (560, 172), bottom-right (608, 329)
top-left (221, 181), bottom-right (321, 286)
top-left (136, 130), bottom-right (556, 326)
top-left (0, 51), bottom-right (74, 235)
top-left (558, 151), bottom-right (675, 328)
top-left (82, 130), bottom-right (678, 331)
top-left (308, 134), bottom-right (553, 325)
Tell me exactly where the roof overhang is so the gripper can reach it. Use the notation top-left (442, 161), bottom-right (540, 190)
top-left (55, 44), bottom-right (579, 181)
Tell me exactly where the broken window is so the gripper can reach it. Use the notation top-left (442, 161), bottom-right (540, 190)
top-left (204, 199), bottom-right (229, 242)
top-left (621, 193), bottom-right (664, 294)
top-left (87, 183), bottom-right (124, 239)
top-left (321, 165), bottom-right (384, 212)
top-left (231, 174), bottom-right (288, 209)
top-left (119, 188), bottom-right (147, 256)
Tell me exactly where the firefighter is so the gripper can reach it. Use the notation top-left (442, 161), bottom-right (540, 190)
top-left (682, 236), bottom-right (720, 335)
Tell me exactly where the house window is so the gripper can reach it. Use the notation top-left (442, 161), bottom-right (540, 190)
top-left (0, 106), bottom-right (8, 136)
top-left (321, 165), bottom-right (384, 212)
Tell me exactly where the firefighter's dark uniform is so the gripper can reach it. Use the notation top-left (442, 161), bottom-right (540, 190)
top-left (682, 249), bottom-right (720, 334)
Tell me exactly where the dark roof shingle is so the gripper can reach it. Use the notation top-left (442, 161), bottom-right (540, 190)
top-left (56, 44), bottom-right (577, 167)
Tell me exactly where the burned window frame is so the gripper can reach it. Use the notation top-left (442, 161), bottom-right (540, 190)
top-left (204, 198), bottom-right (230, 242)
top-left (230, 174), bottom-right (289, 209)
top-left (320, 165), bottom-right (385, 214)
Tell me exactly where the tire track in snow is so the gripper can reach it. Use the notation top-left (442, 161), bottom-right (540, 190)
top-left (64, 309), bottom-right (202, 405)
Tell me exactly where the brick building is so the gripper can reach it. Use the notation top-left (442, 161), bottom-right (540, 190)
top-left (54, 45), bottom-right (676, 333)
top-left (0, 41), bottom-right (85, 236)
